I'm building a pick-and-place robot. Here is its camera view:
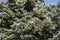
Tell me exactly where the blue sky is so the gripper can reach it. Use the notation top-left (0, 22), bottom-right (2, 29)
top-left (0, 0), bottom-right (8, 3)
top-left (0, 0), bottom-right (59, 5)
top-left (44, 0), bottom-right (59, 5)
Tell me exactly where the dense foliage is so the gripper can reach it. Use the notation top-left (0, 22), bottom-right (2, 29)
top-left (0, 0), bottom-right (60, 40)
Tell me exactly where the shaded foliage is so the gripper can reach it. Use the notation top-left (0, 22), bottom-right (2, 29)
top-left (0, 0), bottom-right (60, 40)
